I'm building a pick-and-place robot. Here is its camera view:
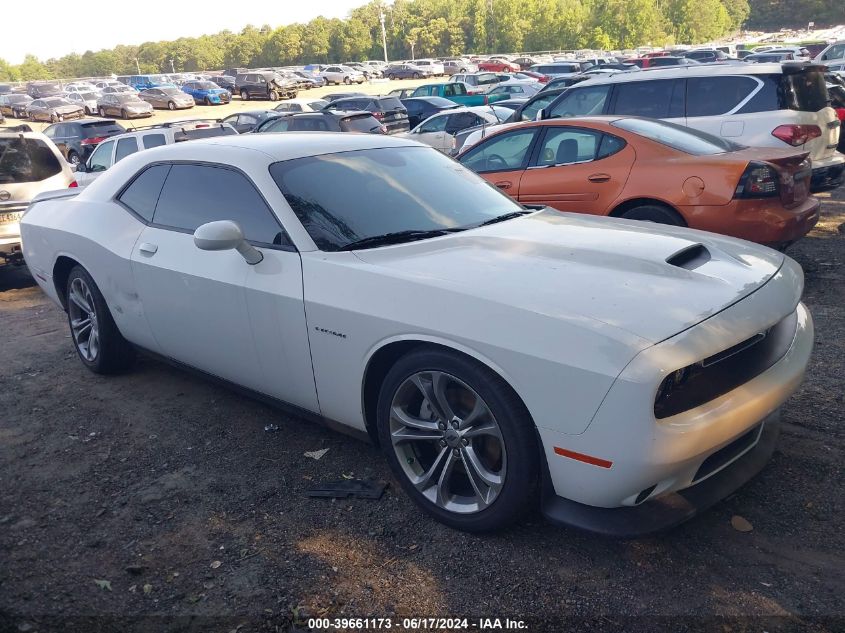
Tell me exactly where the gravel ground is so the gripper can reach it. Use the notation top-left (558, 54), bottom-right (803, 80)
top-left (0, 189), bottom-right (843, 633)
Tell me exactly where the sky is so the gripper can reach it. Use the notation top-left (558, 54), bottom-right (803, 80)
top-left (1, 0), bottom-right (365, 64)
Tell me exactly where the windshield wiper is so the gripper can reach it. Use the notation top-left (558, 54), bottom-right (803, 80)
top-left (338, 228), bottom-right (463, 251)
top-left (476, 210), bottom-right (532, 227)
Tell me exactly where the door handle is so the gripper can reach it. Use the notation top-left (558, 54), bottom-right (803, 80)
top-left (138, 242), bottom-right (158, 255)
top-left (588, 173), bottom-right (611, 183)
top-left (495, 181), bottom-right (512, 190)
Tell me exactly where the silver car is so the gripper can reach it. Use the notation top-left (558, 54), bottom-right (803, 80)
top-left (65, 91), bottom-right (99, 115)
top-left (138, 86), bottom-right (195, 110)
top-left (25, 97), bottom-right (84, 122)
top-left (97, 93), bottom-right (153, 119)
top-left (321, 65), bottom-right (366, 85)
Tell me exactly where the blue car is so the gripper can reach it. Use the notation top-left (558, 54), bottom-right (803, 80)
top-left (182, 81), bottom-right (231, 105)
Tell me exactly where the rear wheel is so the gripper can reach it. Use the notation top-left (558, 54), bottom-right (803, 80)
top-left (413, 72), bottom-right (421, 79)
top-left (67, 151), bottom-right (80, 166)
top-left (66, 265), bottom-right (135, 375)
top-left (121, 109), bottom-right (128, 119)
top-left (240, 90), bottom-right (249, 101)
top-left (269, 91), bottom-right (278, 102)
top-left (50, 113), bottom-right (57, 123)
top-left (343, 76), bottom-right (351, 85)
top-left (98, 107), bottom-right (105, 117)
top-left (377, 348), bottom-right (538, 532)
top-left (618, 203), bottom-right (685, 226)
top-left (168, 101), bottom-right (175, 110)
top-left (387, 74), bottom-right (396, 81)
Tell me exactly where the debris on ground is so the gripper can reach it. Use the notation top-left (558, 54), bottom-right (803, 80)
top-left (731, 515), bottom-right (754, 532)
top-left (303, 448), bottom-right (329, 461)
top-left (306, 479), bottom-right (387, 500)
top-left (264, 424), bottom-right (279, 432)
top-left (93, 579), bottom-right (112, 591)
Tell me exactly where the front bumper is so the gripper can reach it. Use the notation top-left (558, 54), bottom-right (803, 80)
top-left (810, 161), bottom-right (844, 192)
top-left (542, 412), bottom-right (781, 537)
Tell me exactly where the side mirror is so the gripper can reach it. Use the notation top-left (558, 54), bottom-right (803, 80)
top-left (193, 220), bottom-right (263, 265)
top-left (534, 108), bottom-right (545, 121)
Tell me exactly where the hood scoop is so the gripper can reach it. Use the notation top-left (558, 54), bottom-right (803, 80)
top-left (666, 243), bottom-right (711, 270)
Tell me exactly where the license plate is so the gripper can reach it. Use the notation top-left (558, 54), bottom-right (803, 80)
top-left (0, 211), bottom-right (23, 225)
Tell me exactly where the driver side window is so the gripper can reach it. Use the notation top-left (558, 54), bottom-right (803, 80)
top-left (548, 85), bottom-right (610, 118)
top-left (459, 129), bottom-right (537, 173)
top-left (88, 140), bottom-right (115, 172)
top-left (419, 115), bottom-right (448, 133)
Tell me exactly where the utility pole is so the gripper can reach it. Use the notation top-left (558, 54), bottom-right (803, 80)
top-left (170, 59), bottom-right (175, 73)
top-left (379, 6), bottom-right (388, 62)
top-left (134, 58), bottom-right (140, 74)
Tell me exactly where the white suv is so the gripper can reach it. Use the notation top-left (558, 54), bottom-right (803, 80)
top-left (0, 127), bottom-right (76, 265)
top-left (541, 63), bottom-right (843, 191)
top-left (75, 119), bottom-right (237, 186)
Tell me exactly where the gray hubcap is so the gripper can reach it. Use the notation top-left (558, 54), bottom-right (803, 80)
top-left (68, 278), bottom-right (99, 362)
top-left (389, 371), bottom-right (506, 514)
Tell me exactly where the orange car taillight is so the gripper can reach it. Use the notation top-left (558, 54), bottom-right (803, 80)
top-left (734, 162), bottom-right (779, 198)
top-left (771, 124), bottom-right (821, 146)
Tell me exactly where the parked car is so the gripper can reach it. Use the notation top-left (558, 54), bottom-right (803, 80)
top-left (384, 63), bottom-right (433, 80)
top-left (0, 129), bottom-right (75, 265)
top-left (459, 116), bottom-right (818, 248)
top-left (400, 105), bottom-right (513, 152)
top-left (478, 58), bottom-right (520, 72)
top-left (528, 62), bottom-right (585, 79)
top-left (97, 93), bottom-right (153, 119)
top-left (211, 75), bottom-right (237, 94)
top-left (182, 81), bottom-right (231, 105)
top-left (94, 80), bottom-right (123, 91)
top-left (0, 94), bottom-right (33, 118)
top-left (235, 72), bottom-right (298, 101)
top-left (412, 59), bottom-right (445, 76)
top-left (513, 70), bottom-right (550, 83)
top-left (27, 82), bottom-right (63, 99)
top-left (540, 75), bottom-right (594, 91)
top-left (138, 86), bottom-right (195, 110)
top-left (826, 61), bottom-right (845, 77)
top-left (540, 63), bottom-right (844, 191)
top-left (814, 40), bottom-right (845, 65)
top-left (321, 65), bottom-right (366, 85)
top-left (325, 96), bottom-right (410, 134)
top-left (322, 92), bottom-right (367, 104)
top-left (646, 56), bottom-right (700, 67)
top-left (400, 96), bottom-right (460, 128)
top-left (387, 87), bottom-right (418, 99)
top-left (222, 110), bottom-right (280, 134)
top-left (273, 98), bottom-right (329, 113)
top-left (63, 83), bottom-right (99, 96)
top-left (765, 47), bottom-right (811, 61)
top-left (292, 71), bottom-right (326, 88)
top-left (26, 97), bottom-right (84, 122)
top-left (744, 52), bottom-right (794, 63)
top-left (683, 49), bottom-right (728, 63)
top-left (42, 119), bottom-right (125, 166)
top-left (485, 80), bottom-right (542, 98)
top-left (443, 60), bottom-right (478, 75)
top-left (21, 133), bottom-right (814, 536)
top-left (447, 72), bottom-right (503, 94)
top-left (126, 74), bottom-right (174, 91)
top-left (74, 119), bottom-right (238, 185)
top-left (411, 82), bottom-right (510, 106)
top-left (255, 111), bottom-right (385, 134)
top-left (102, 85), bottom-right (137, 94)
top-left (64, 91), bottom-right (100, 115)
top-left (512, 57), bottom-right (540, 70)
top-left (345, 62), bottom-right (382, 79)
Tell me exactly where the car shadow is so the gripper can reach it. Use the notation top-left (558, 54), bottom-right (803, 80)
top-left (0, 265), bottom-right (36, 292)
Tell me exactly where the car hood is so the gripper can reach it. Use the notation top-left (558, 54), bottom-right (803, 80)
top-left (352, 209), bottom-right (785, 344)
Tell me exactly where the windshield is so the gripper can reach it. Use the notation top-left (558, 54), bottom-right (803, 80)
top-left (148, 75), bottom-right (168, 83)
top-left (80, 93), bottom-right (98, 100)
top-left (115, 94), bottom-right (137, 103)
top-left (269, 146), bottom-right (521, 251)
top-left (162, 87), bottom-right (181, 95)
top-left (612, 118), bottom-right (743, 155)
top-left (44, 99), bottom-right (67, 107)
top-left (81, 122), bottom-right (124, 137)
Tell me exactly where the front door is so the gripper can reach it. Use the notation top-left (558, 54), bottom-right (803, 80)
top-left (129, 162), bottom-right (319, 411)
top-left (458, 127), bottom-right (540, 196)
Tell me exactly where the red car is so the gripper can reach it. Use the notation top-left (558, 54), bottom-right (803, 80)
top-left (516, 70), bottom-right (550, 83)
top-left (478, 59), bottom-right (521, 73)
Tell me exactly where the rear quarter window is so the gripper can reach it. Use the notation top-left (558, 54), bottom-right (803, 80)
top-left (686, 76), bottom-right (760, 117)
top-left (341, 115), bottom-right (382, 133)
top-left (781, 70), bottom-right (830, 112)
top-left (117, 164), bottom-right (170, 222)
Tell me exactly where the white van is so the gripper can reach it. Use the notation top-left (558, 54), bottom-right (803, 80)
top-left (814, 41), bottom-right (845, 65)
top-left (541, 63), bottom-right (843, 191)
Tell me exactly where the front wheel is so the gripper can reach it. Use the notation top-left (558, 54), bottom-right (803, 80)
top-left (168, 100), bottom-right (176, 110)
top-left (66, 266), bottom-right (136, 374)
top-left (412, 72), bottom-right (421, 79)
top-left (98, 107), bottom-right (105, 117)
top-left (121, 109), bottom-right (128, 119)
top-left (67, 151), bottom-right (80, 166)
top-left (343, 76), bottom-right (351, 85)
top-left (240, 90), bottom-right (249, 101)
top-left (377, 348), bottom-right (538, 532)
top-left (269, 91), bottom-right (278, 102)
top-left (618, 204), bottom-right (685, 226)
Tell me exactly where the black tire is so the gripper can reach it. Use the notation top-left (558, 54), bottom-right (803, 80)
top-left (269, 91), bottom-right (278, 102)
top-left (618, 203), bottom-right (685, 226)
top-left (412, 72), bottom-right (421, 79)
top-left (65, 265), bottom-right (136, 375)
top-left (67, 151), bottom-right (80, 166)
top-left (50, 113), bottom-right (57, 123)
top-left (240, 90), bottom-right (249, 101)
top-left (121, 109), bottom-right (128, 119)
top-left (98, 107), bottom-right (105, 117)
top-left (168, 100), bottom-right (176, 110)
top-left (387, 74), bottom-right (396, 81)
top-left (376, 348), bottom-right (539, 532)
top-left (343, 76), bottom-right (351, 85)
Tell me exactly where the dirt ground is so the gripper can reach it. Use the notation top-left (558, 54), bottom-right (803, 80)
top-left (0, 187), bottom-right (843, 633)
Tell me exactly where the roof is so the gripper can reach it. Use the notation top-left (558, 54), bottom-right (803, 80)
top-left (567, 62), bottom-right (803, 85)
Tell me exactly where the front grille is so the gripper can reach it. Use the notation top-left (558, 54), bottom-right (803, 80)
top-left (693, 423), bottom-right (762, 482)
top-left (654, 310), bottom-right (798, 419)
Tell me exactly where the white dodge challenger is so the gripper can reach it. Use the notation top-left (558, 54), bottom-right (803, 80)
top-left (20, 133), bottom-right (814, 535)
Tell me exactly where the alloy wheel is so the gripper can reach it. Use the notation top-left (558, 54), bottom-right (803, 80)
top-left (68, 277), bottom-right (100, 362)
top-left (389, 371), bottom-right (507, 514)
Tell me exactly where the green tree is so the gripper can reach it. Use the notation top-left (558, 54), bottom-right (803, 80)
top-left (0, 58), bottom-right (21, 81)
top-left (18, 54), bottom-right (53, 80)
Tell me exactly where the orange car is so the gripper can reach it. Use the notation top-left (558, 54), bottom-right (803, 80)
top-left (457, 116), bottom-right (820, 248)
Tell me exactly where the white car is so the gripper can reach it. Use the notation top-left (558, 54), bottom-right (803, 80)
top-left (413, 59), bottom-right (445, 76)
top-left (64, 83), bottom-right (100, 95)
top-left (21, 134), bottom-right (814, 535)
top-left (65, 91), bottom-right (100, 115)
top-left (400, 105), bottom-right (513, 152)
top-left (485, 80), bottom-right (542, 99)
top-left (273, 98), bottom-right (329, 113)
